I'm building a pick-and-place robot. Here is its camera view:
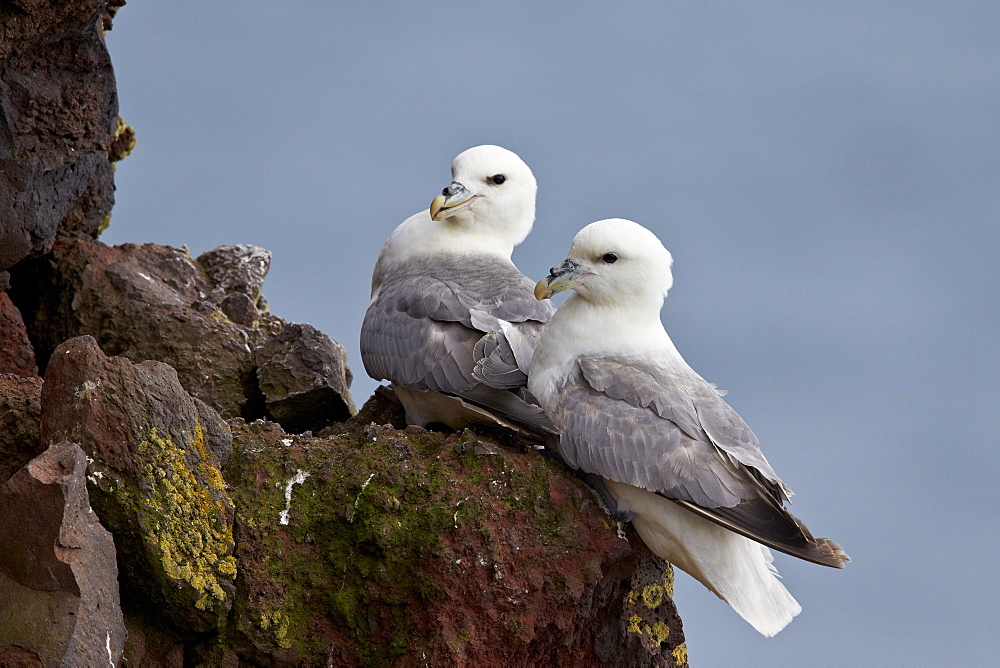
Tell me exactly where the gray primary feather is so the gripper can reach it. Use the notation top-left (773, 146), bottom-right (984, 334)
top-left (473, 322), bottom-right (541, 389)
top-left (575, 356), bottom-right (790, 501)
top-left (361, 254), bottom-right (555, 431)
top-left (549, 354), bottom-right (848, 567)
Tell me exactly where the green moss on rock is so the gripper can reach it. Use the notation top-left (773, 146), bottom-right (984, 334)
top-left (225, 420), bottom-right (587, 662)
top-left (216, 410), bottom-right (686, 665)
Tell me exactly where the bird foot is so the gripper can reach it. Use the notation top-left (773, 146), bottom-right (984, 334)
top-left (578, 471), bottom-right (635, 522)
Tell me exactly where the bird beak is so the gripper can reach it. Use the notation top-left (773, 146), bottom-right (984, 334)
top-left (534, 259), bottom-right (590, 300)
top-left (430, 182), bottom-right (478, 221)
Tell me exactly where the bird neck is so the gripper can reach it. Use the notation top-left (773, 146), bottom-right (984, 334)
top-left (529, 294), bottom-right (684, 408)
top-left (371, 211), bottom-right (516, 294)
top-left (546, 294), bottom-right (674, 357)
top-left (437, 217), bottom-right (519, 257)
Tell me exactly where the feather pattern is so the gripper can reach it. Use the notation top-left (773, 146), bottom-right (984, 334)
top-left (362, 253), bottom-right (556, 435)
top-left (528, 218), bottom-right (850, 636)
top-left (362, 254), bottom-right (552, 391)
top-left (549, 354), bottom-right (846, 567)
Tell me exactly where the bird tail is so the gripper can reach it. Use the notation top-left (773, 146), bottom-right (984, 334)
top-left (673, 497), bottom-right (851, 568)
top-left (456, 384), bottom-right (558, 440)
top-left (391, 385), bottom-right (557, 442)
top-left (606, 480), bottom-right (802, 637)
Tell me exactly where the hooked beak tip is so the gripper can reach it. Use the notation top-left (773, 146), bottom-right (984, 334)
top-left (536, 259), bottom-right (589, 299)
top-left (534, 278), bottom-right (553, 301)
top-left (429, 195), bottom-right (446, 221)
top-left (430, 183), bottom-right (476, 221)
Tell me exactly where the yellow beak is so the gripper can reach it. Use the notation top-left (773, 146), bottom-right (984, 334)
top-left (430, 184), bottom-right (477, 221)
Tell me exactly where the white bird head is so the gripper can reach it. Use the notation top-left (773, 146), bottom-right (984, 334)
top-left (429, 145), bottom-right (537, 248)
top-left (535, 218), bottom-right (674, 309)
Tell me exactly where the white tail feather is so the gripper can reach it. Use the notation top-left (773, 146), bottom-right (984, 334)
top-left (605, 480), bottom-right (801, 637)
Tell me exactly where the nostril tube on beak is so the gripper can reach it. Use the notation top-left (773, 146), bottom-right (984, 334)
top-left (548, 259), bottom-right (580, 278)
top-left (443, 182), bottom-right (464, 198)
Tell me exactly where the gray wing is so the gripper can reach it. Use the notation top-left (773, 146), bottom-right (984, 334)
top-left (472, 319), bottom-right (547, 389)
top-left (361, 272), bottom-right (481, 393)
top-left (361, 255), bottom-right (556, 433)
top-left (551, 355), bottom-right (848, 567)
top-left (576, 356), bottom-right (790, 501)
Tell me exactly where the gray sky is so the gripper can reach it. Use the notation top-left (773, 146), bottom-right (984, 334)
top-left (104, 3), bottom-right (999, 665)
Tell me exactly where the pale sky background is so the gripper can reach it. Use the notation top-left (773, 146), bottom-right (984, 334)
top-left (103, 3), bottom-right (998, 666)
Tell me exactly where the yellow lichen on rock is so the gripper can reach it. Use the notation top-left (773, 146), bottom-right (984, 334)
top-left (628, 615), bottom-right (671, 646)
top-left (259, 609), bottom-right (292, 649)
top-left (626, 564), bottom-right (674, 609)
top-left (624, 564), bottom-right (680, 653)
top-left (191, 423), bottom-right (227, 492)
top-left (650, 620), bottom-right (671, 644)
top-left (97, 212), bottom-right (112, 235)
top-left (640, 567), bottom-right (675, 608)
top-left (136, 427), bottom-right (237, 610)
top-left (672, 642), bottom-right (688, 666)
top-left (627, 614), bottom-right (643, 634)
top-left (108, 116), bottom-right (136, 163)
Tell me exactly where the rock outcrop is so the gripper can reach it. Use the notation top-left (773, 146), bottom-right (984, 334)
top-left (10, 237), bottom-right (356, 426)
top-left (0, 441), bottom-right (126, 667)
top-left (1, 332), bottom-right (688, 665)
top-left (41, 336), bottom-right (237, 634)
top-left (0, 281), bottom-right (38, 377)
top-left (197, 243), bottom-right (272, 306)
top-left (0, 0), bottom-right (125, 272)
top-left (0, 373), bottom-right (41, 483)
top-left (255, 322), bottom-right (357, 433)
top-left (0, 1), bottom-right (688, 665)
top-left (210, 409), bottom-right (682, 666)
top-left (1, 333), bottom-right (687, 665)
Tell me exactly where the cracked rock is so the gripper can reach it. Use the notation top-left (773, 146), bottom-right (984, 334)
top-left (0, 441), bottom-right (125, 666)
top-left (255, 323), bottom-right (357, 434)
top-left (197, 244), bottom-right (271, 302)
top-left (40, 336), bottom-right (236, 633)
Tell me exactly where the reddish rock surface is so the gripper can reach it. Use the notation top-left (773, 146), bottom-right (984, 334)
top-left (2, 291), bottom-right (689, 665)
top-left (210, 404), bottom-right (686, 666)
top-left (0, 441), bottom-right (125, 666)
top-left (40, 336), bottom-right (236, 633)
top-left (0, 0), bottom-right (122, 271)
top-left (0, 373), bottom-right (42, 483)
top-left (197, 243), bottom-right (272, 303)
top-left (10, 237), bottom-right (357, 422)
top-left (14, 342), bottom-right (686, 666)
top-left (0, 290), bottom-right (39, 377)
top-left (13, 238), bottom-right (270, 418)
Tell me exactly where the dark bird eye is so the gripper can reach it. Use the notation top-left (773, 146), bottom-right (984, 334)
top-left (602, 253), bottom-right (619, 264)
top-left (490, 174), bottom-right (506, 185)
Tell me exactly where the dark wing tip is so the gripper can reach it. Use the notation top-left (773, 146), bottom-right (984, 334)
top-left (813, 537), bottom-right (851, 568)
top-left (670, 497), bottom-right (851, 568)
